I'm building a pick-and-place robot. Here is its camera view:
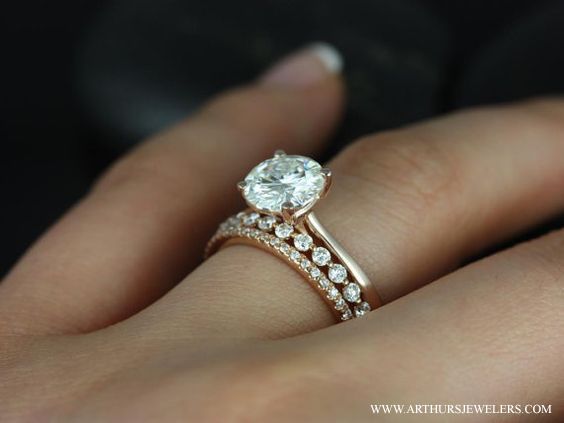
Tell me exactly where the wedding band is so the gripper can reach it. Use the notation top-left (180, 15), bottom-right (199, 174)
top-left (205, 151), bottom-right (381, 321)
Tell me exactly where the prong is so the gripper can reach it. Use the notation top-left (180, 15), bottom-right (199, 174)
top-left (320, 168), bottom-right (332, 198)
top-left (281, 202), bottom-right (295, 224)
top-left (236, 180), bottom-right (247, 192)
top-left (274, 149), bottom-right (286, 157)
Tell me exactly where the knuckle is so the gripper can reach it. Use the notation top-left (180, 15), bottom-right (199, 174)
top-left (340, 130), bottom-right (461, 212)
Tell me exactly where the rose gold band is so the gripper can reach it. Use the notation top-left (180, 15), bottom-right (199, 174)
top-left (205, 209), bottom-right (381, 322)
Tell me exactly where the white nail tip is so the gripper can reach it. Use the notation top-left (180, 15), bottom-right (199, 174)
top-left (309, 42), bottom-right (343, 74)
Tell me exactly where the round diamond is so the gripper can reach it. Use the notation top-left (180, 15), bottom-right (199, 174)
top-left (279, 243), bottom-right (290, 254)
top-left (335, 298), bottom-right (346, 310)
top-left (294, 234), bottom-right (313, 251)
top-left (327, 287), bottom-right (340, 300)
top-left (341, 309), bottom-right (353, 320)
top-left (318, 277), bottom-right (330, 289)
top-left (354, 302), bottom-right (371, 317)
top-left (242, 155), bottom-right (326, 213)
top-left (343, 283), bottom-right (361, 302)
top-left (258, 215), bottom-right (276, 230)
top-left (289, 250), bottom-right (301, 262)
top-left (312, 247), bottom-right (331, 266)
top-left (309, 267), bottom-right (321, 279)
top-left (275, 223), bottom-right (293, 239)
top-left (300, 258), bottom-right (311, 270)
top-left (242, 212), bottom-right (260, 226)
top-left (328, 264), bottom-right (347, 283)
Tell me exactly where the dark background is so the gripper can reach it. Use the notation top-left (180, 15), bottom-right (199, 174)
top-left (2, 0), bottom-right (564, 275)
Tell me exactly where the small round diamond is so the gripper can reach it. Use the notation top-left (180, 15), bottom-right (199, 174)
top-left (328, 264), bottom-right (347, 283)
top-left (279, 243), bottom-right (291, 254)
top-left (269, 237), bottom-right (281, 247)
top-left (289, 250), bottom-right (301, 262)
top-left (327, 287), bottom-right (340, 300)
top-left (242, 212), bottom-right (260, 226)
top-left (294, 234), bottom-right (313, 251)
top-left (354, 302), bottom-right (371, 317)
top-left (258, 215), bottom-right (276, 230)
top-left (300, 258), bottom-right (311, 270)
top-left (335, 298), bottom-right (346, 310)
top-left (318, 277), bottom-right (330, 289)
top-left (341, 309), bottom-right (353, 320)
top-left (309, 267), bottom-right (321, 279)
top-left (312, 247), bottom-right (331, 266)
top-left (275, 223), bottom-right (293, 239)
top-left (343, 283), bottom-right (361, 302)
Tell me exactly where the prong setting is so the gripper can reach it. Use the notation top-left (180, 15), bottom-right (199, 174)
top-left (281, 202), bottom-right (296, 224)
top-left (237, 180), bottom-right (247, 192)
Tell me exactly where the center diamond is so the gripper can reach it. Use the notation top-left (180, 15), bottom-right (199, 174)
top-left (242, 154), bottom-right (326, 213)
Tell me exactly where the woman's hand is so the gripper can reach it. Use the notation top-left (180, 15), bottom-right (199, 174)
top-left (1, 45), bottom-right (563, 421)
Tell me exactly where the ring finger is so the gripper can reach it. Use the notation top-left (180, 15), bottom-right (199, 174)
top-left (136, 98), bottom-right (564, 339)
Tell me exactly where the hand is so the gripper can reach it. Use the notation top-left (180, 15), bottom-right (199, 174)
top-left (1, 44), bottom-right (562, 421)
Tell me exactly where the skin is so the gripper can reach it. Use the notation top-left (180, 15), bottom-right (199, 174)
top-left (0, 56), bottom-right (563, 422)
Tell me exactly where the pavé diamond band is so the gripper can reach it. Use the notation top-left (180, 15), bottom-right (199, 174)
top-left (205, 151), bottom-right (381, 321)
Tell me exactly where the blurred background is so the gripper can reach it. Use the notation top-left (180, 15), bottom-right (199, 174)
top-left (2, 0), bottom-right (564, 275)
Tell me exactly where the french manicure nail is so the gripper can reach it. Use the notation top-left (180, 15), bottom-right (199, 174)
top-left (260, 42), bottom-right (343, 88)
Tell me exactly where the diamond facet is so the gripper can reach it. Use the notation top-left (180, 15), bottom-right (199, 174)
top-left (343, 283), bottom-right (361, 302)
top-left (275, 223), bottom-right (293, 239)
top-left (242, 155), bottom-right (326, 213)
top-left (328, 264), bottom-right (347, 283)
top-left (312, 247), bottom-right (331, 266)
top-left (294, 234), bottom-right (313, 251)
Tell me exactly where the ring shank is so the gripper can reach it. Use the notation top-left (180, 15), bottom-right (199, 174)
top-left (306, 213), bottom-right (381, 309)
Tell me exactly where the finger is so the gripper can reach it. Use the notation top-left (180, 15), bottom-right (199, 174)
top-left (0, 43), bottom-right (345, 335)
top-left (140, 98), bottom-right (564, 340)
top-left (307, 227), bottom-right (564, 416)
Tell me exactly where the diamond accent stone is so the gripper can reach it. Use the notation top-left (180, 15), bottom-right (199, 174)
top-left (328, 264), bottom-right (347, 283)
top-left (279, 243), bottom-right (291, 254)
top-left (312, 247), bottom-right (331, 266)
top-left (289, 250), bottom-right (301, 262)
top-left (258, 215), bottom-right (277, 230)
top-left (318, 277), bottom-right (330, 289)
top-left (275, 223), bottom-right (293, 239)
top-left (343, 283), bottom-right (361, 302)
top-left (309, 267), bottom-right (321, 279)
top-left (242, 212), bottom-right (260, 226)
top-left (242, 155), bottom-right (326, 213)
top-left (294, 234), bottom-right (313, 251)
top-left (341, 309), bottom-right (353, 320)
top-left (300, 258), bottom-right (311, 270)
top-left (335, 298), bottom-right (346, 310)
top-left (327, 287), bottom-right (340, 300)
top-left (354, 302), bottom-right (371, 317)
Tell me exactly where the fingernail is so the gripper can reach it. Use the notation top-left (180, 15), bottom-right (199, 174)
top-left (260, 42), bottom-right (343, 88)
